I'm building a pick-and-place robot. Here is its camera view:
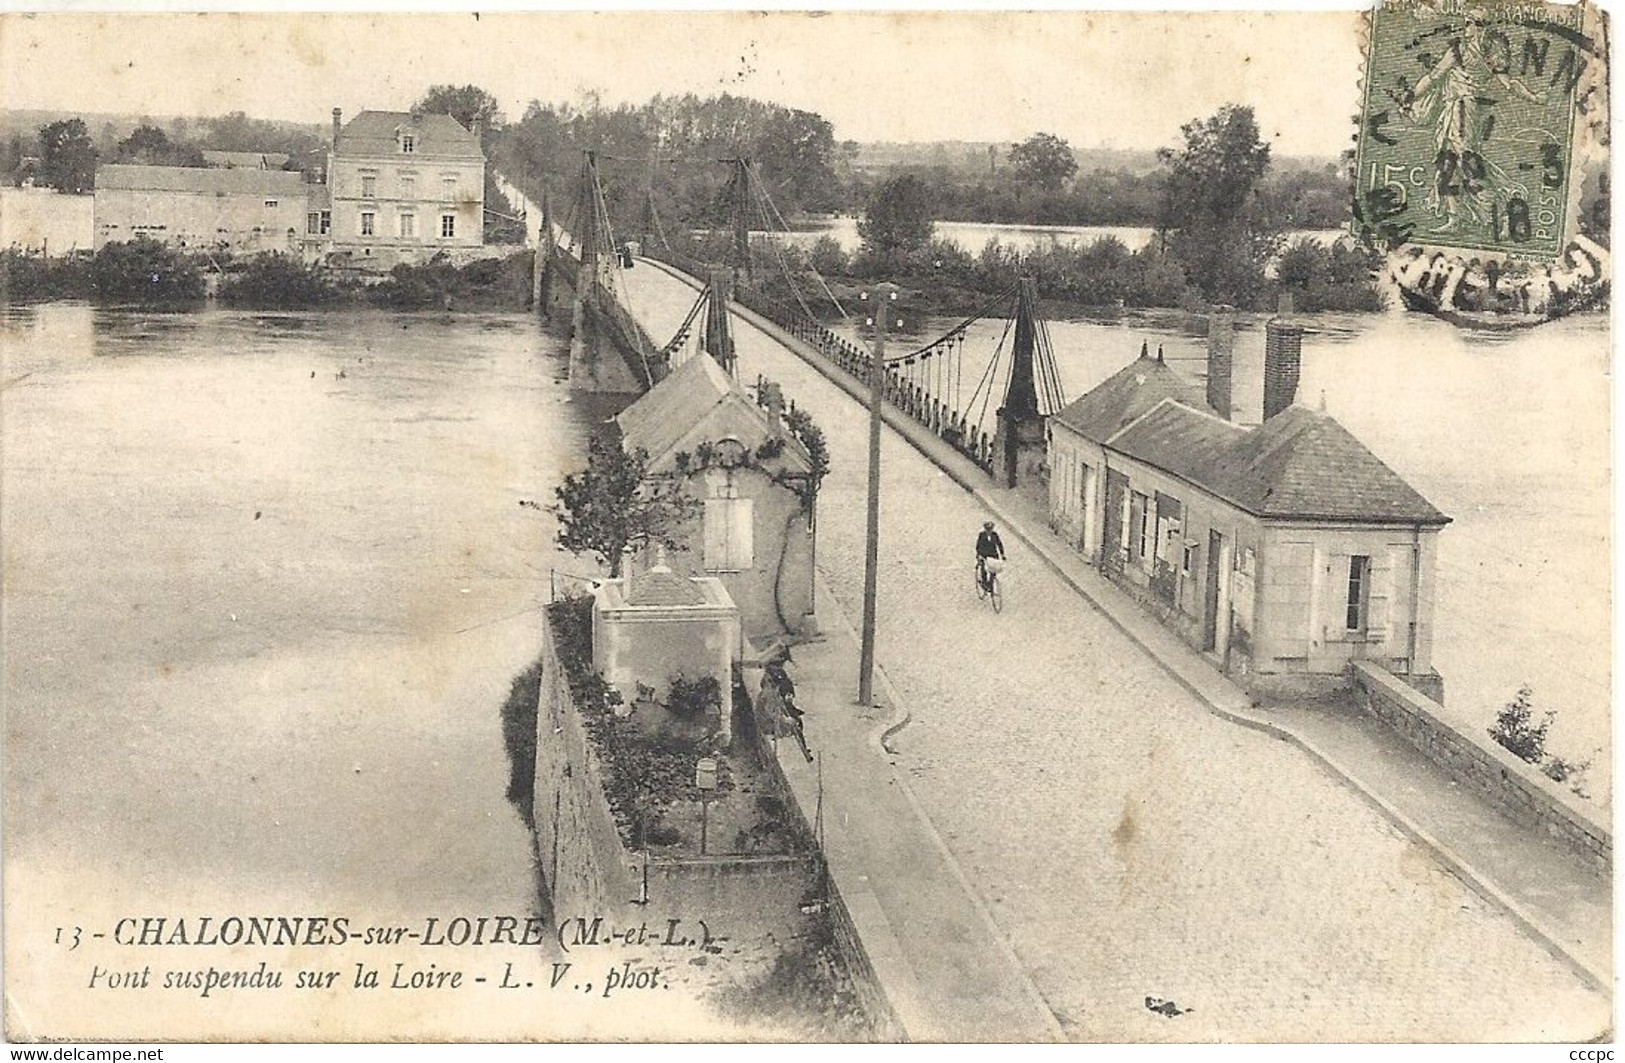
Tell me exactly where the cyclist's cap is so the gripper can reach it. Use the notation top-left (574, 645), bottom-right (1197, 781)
top-left (983, 521), bottom-right (995, 530)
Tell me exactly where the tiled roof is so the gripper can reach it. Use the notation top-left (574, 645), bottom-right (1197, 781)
top-left (96, 164), bottom-right (306, 196)
top-left (1052, 351), bottom-right (1213, 444)
top-left (334, 111), bottom-right (482, 160)
top-left (626, 565), bottom-right (706, 607)
top-left (1108, 399), bottom-right (1449, 526)
top-left (618, 354), bottom-right (734, 464)
top-left (616, 354), bottom-right (811, 475)
top-left (1206, 405), bottom-right (1450, 525)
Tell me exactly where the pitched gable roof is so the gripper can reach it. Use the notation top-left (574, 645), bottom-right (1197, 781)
top-left (616, 354), bottom-right (811, 476)
top-left (1053, 351), bottom-right (1212, 445)
top-left (334, 111), bottom-right (482, 160)
top-left (96, 164), bottom-right (306, 196)
top-left (1108, 400), bottom-right (1449, 526)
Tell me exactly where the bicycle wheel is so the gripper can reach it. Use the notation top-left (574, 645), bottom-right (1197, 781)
top-left (990, 573), bottom-right (1003, 613)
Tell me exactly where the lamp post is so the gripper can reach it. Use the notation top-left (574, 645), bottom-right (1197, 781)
top-left (858, 283), bottom-right (898, 706)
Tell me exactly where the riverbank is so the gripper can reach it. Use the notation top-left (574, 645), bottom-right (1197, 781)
top-left (682, 231), bottom-right (1387, 319)
top-left (1, 242), bottom-right (534, 312)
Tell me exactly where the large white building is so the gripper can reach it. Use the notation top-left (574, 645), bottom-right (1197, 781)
top-left (92, 164), bottom-right (307, 252)
top-left (322, 108), bottom-right (485, 264)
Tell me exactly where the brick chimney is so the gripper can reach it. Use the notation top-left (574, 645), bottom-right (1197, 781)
top-left (1263, 319), bottom-right (1304, 421)
top-left (1205, 305), bottom-right (1235, 420)
top-left (760, 380), bottom-right (785, 423)
top-left (331, 108), bottom-right (342, 146)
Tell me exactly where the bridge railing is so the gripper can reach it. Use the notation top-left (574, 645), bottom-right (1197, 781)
top-left (549, 244), bottom-right (668, 389)
top-left (644, 247), bottom-right (998, 474)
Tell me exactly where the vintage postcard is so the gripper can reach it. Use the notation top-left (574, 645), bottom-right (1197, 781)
top-left (0, 6), bottom-right (1612, 1045)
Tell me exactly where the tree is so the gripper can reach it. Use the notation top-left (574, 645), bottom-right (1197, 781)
top-left (755, 107), bottom-right (839, 213)
top-left (414, 85), bottom-right (505, 146)
top-left (554, 438), bottom-right (698, 577)
top-left (1156, 104), bottom-right (1282, 307)
top-left (37, 118), bottom-right (97, 193)
top-left (857, 174), bottom-right (935, 264)
top-left (114, 124), bottom-right (203, 167)
top-left (1009, 132), bottom-right (1078, 193)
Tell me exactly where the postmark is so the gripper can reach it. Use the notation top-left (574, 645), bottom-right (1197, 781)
top-left (1354, 0), bottom-right (1601, 259)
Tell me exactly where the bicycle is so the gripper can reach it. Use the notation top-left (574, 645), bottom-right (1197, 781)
top-left (975, 556), bottom-right (1005, 613)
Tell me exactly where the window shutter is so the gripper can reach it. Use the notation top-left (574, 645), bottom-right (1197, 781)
top-left (728, 498), bottom-right (755, 570)
top-left (1366, 550), bottom-right (1393, 642)
top-left (703, 499), bottom-right (727, 570)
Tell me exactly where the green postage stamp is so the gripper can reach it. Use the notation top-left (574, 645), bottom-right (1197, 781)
top-left (1355, 0), bottom-right (1604, 259)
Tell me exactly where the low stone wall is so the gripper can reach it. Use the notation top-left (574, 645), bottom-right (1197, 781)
top-left (744, 674), bottom-right (905, 1040)
top-left (1351, 661), bottom-right (1610, 874)
top-left (532, 612), bottom-right (823, 970)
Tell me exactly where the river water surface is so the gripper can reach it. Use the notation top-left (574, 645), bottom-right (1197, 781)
top-left (0, 305), bottom-right (733, 1039)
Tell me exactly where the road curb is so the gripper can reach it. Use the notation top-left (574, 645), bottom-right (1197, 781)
top-left (808, 568), bottom-right (1067, 1041)
top-left (639, 256), bottom-right (1609, 1000)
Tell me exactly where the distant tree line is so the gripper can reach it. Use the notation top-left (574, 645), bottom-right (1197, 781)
top-left (3, 112), bottom-right (326, 193)
top-left (761, 113), bottom-right (1382, 315)
top-left (491, 92), bottom-right (842, 244)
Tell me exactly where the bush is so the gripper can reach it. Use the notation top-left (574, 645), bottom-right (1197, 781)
top-left (665, 673), bottom-right (721, 720)
top-left (1, 250), bottom-right (93, 303)
top-left (367, 251), bottom-right (533, 312)
top-left (498, 657), bottom-right (544, 823)
top-left (90, 237), bottom-right (205, 306)
top-left (218, 253), bottom-right (340, 309)
top-left (1487, 686), bottom-right (1550, 763)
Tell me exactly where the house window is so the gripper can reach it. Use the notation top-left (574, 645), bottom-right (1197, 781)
top-left (440, 214), bottom-right (456, 239)
top-left (264, 198), bottom-right (279, 209)
top-left (704, 495), bottom-right (754, 572)
top-left (399, 213), bottom-right (416, 238)
top-left (361, 174), bottom-right (377, 199)
top-left (441, 175), bottom-right (456, 201)
top-left (400, 174), bottom-right (416, 200)
top-left (1132, 492), bottom-right (1151, 564)
top-left (360, 212), bottom-right (375, 237)
top-left (401, 134), bottom-right (415, 154)
top-left (320, 210), bottom-right (331, 235)
top-left (306, 212), bottom-right (321, 235)
top-left (1346, 555), bottom-right (1371, 632)
top-left (1181, 542), bottom-right (1196, 577)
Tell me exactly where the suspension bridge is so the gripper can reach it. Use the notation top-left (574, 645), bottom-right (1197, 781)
top-left (531, 150), bottom-right (1067, 488)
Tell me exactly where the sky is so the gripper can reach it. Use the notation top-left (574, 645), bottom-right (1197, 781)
top-left (0, 9), bottom-right (1367, 157)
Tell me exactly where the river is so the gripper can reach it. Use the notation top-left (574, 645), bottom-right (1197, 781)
top-left (823, 301), bottom-right (1613, 801)
top-left (775, 216), bottom-right (1348, 255)
top-left (0, 304), bottom-right (728, 1039)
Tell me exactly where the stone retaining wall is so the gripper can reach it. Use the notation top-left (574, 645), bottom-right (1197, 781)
top-left (1351, 661), bottom-right (1610, 874)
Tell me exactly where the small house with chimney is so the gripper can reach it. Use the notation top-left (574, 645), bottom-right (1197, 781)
top-left (1047, 310), bottom-right (1451, 699)
top-left (615, 353), bottom-right (818, 646)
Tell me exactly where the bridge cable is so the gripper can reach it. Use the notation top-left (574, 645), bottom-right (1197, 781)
top-left (745, 163), bottom-right (851, 321)
top-left (587, 159), bottom-right (656, 386)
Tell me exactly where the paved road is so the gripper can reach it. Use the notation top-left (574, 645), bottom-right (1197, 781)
top-left (616, 265), bottom-right (1609, 1042)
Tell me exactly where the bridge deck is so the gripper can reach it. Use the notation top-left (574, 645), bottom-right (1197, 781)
top-left (616, 258), bottom-right (1609, 1042)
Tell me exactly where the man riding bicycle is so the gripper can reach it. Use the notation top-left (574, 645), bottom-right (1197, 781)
top-left (975, 520), bottom-right (1005, 591)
